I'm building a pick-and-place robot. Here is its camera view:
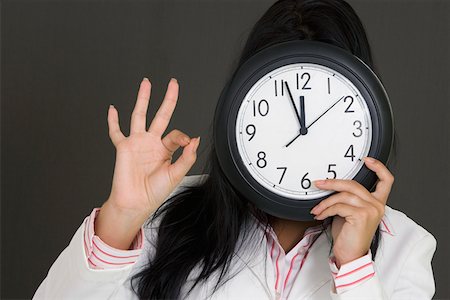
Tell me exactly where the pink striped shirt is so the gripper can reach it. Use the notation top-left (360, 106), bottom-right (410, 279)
top-left (83, 208), bottom-right (391, 296)
top-left (265, 224), bottom-right (326, 299)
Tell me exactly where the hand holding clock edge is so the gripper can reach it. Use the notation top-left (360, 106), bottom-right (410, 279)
top-left (310, 157), bottom-right (394, 267)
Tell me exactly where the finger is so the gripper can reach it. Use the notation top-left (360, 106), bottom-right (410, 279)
top-left (161, 129), bottom-right (191, 153)
top-left (314, 178), bottom-right (372, 202)
top-left (314, 203), bottom-right (361, 221)
top-left (168, 136), bottom-right (200, 184)
top-left (363, 157), bottom-right (394, 203)
top-left (148, 78), bottom-right (179, 136)
top-left (107, 105), bottom-right (126, 146)
top-left (311, 192), bottom-right (366, 216)
top-left (130, 78), bottom-right (151, 134)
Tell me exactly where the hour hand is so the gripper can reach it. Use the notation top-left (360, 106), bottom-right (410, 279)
top-left (284, 81), bottom-right (305, 133)
top-left (299, 96), bottom-right (307, 135)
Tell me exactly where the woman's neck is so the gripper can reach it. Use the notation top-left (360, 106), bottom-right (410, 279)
top-left (270, 218), bottom-right (324, 253)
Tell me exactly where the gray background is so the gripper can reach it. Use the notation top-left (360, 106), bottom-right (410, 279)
top-left (1, 0), bottom-right (449, 299)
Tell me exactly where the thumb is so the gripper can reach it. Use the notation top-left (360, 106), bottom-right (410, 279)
top-left (168, 137), bottom-right (200, 184)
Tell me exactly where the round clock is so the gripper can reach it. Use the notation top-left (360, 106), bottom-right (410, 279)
top-left (214, 40), bottom-right (394, 221)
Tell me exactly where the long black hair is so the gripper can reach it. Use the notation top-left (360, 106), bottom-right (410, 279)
top-left (131, 0), bottom-right (388, 298)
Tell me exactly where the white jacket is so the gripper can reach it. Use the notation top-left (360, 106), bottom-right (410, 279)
top-left (34, 175), bottom-right (437, 299)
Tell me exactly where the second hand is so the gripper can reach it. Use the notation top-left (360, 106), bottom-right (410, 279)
top-left (285, 95), bottom-right (345, 147)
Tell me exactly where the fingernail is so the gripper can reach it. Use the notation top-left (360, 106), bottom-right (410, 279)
top-left (182, 136), bottom-right (190, 144)
top-left (193, 137), bottom-right (200, 151)
top-left (109, 104), bottom-right (114, 109)
top-left (364, 157), bottom-right (375, 163)
top-left (171, 77), bottom-right (178, 83)
top-left (143, 77), bottom-right (149, 81)
top-left (314, 180), bottom-right (326, 186)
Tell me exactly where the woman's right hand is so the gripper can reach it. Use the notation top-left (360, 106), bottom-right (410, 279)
top-left (95, 78), bottom-right (200, 250)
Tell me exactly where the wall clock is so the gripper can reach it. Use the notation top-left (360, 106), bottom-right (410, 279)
top-left (214, 40), bottom-right (394, 221)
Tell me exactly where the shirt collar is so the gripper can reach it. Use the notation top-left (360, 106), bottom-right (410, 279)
top-left (251, 210), bottom-right (395, 240)
top-left (263, 221), bottom-right (328, 240)
top-left (250, 215), bottom-right (331, 251)
top-left (380, 213), bottom-right (396, 236)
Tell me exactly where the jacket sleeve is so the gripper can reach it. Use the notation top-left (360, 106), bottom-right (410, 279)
top-left (32, 175), bottom-right (206, 300)
top-left (32, 216), bottom-right (144, 300)
top-left (329, 233), bottom-right (437, 299)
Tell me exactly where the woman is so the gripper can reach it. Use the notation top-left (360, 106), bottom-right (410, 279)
top-left (34, 0), bottom-right (436, 299)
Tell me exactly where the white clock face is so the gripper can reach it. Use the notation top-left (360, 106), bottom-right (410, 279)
top-left (235, 63), bottom-right (372, 200)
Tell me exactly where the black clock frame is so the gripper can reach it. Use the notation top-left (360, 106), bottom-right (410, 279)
top-left (214, 40), bottom-right (394, 221)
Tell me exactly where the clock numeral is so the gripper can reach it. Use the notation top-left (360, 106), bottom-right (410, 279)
top-left (274, 80), bottom-right (285, 97)
top-left (256, 151), bottom-right (267, 168)
top-left (327, 77), bottom-right (331, 94)
top-left (353, 120), bottom-right (363, 137)
top-left (245, 124), bottom-right (256, 141)
top-left (344, 96), bottom-right (355, 113)
top-left (301, 172), bottom-right (311, 189)
top-left (276, 167), bottom-right (287, 184)
top-left (344, 145), bottom-right (355, 161)
top-left (253, 99), bottom-right (269, 117)
top-left (327, 164), bottom-right (337, 179)
top-left (301, 72), bottom-right (312, 90)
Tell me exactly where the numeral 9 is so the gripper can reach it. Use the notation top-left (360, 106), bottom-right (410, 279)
top-left (246, 124), bottom-right (256, 141)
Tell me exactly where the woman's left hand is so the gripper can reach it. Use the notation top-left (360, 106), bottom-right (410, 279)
top-left (310, 157), bottom-right (394, 268)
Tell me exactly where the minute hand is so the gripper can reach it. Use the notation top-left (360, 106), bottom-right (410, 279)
top-left (306, 95), bottom-right (345, 129)
top-left (285, 95), bottom-right (345, 147)
top-left (284, 81), bottom-right (305, 132)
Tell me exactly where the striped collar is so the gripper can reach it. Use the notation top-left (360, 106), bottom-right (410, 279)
top-left (264, 221), bottom-right (328, 243)
top-left (253, 216), bottom-right (332, 255)
top-left (250, 211), bottom-right (396, 240)
top-left (380, 212), bottom-right (396, 236)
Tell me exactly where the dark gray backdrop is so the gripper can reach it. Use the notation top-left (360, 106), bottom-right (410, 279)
top-left (1, 0), bottom-right (449, 299)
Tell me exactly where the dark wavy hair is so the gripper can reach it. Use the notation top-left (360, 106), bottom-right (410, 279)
top-left (131, 0), bottom-right (392, 298)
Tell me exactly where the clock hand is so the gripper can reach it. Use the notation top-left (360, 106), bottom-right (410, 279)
top-left (284, 81), bottom-right (305, 133)
top-left (285, 95), bottom-right (345, 147)
top-left (285, 132), bottom-right (301, 148)
top-left (299, 95), bottom-right (307, 135)
top-left (306, 95), bottom-right (345, 129)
